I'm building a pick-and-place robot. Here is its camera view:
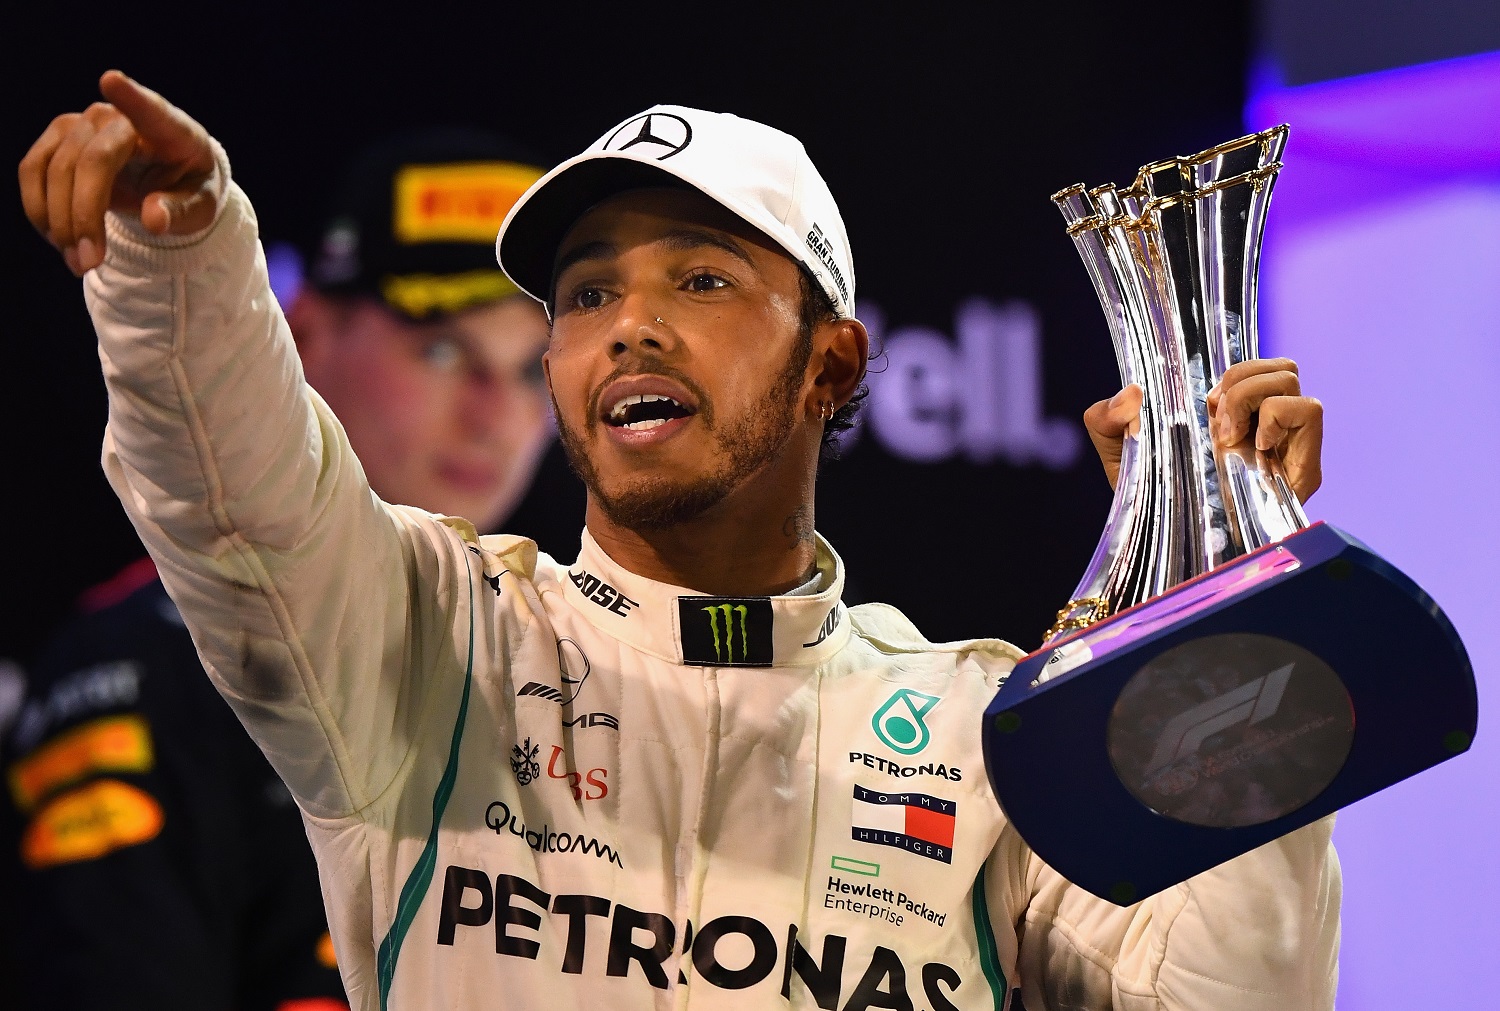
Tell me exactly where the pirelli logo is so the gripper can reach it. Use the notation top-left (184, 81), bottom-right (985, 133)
top-left (393, 161), bottom-right (544, 244)
top-left (678, 596), bottom-right (773, 667)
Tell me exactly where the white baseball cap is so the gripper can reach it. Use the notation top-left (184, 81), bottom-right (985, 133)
top-left (495, 105), bottom-right (855, 318)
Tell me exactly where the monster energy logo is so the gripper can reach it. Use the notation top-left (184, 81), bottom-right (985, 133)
top-left (678, 596), bottom-right (774, 667)
top-left (702, 603), bottom-right (750, 662)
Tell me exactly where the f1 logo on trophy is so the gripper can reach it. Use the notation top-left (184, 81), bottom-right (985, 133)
top-left (982, 126), bottom-right (1478, 905)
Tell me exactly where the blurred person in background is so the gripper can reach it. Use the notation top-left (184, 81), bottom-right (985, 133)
top-left (3, 129), bottom-right (553, 1010)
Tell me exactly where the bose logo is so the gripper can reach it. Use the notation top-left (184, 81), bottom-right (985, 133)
top-left (569, 570), bottom-right (639, 617)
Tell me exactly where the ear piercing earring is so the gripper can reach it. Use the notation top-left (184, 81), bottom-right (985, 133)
top-left (818, 401), bottom-right (835, 421)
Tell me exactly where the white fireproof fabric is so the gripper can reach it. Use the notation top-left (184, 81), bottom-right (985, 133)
top-left (85, 155), bottom-right (1341, 1011)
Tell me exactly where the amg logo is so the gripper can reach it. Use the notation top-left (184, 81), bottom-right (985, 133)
top-left (569, 569), bottom-right (639, 617)
top-left (519, 638), bottom-right (599, 717)
top-left (563, 712), bottom-right (619, 730)
top-left (1148, 663), bottom-right (1296, 772)
top-left (519, 682), bottom-right (566, 703)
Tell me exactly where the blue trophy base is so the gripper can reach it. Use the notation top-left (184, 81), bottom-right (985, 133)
top-left (982, 521), bottom-right (1477, 905)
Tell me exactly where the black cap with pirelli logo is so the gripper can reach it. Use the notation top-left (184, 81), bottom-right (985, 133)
top-left (308, 129), bottom-right (548, 319)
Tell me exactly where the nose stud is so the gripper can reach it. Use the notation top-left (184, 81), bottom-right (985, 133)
top-left (654, 316), bottom-right (666, 325)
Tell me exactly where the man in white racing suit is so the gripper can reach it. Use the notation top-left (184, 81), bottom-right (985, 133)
top-left (19, 72), bottom-right (1338, 1010)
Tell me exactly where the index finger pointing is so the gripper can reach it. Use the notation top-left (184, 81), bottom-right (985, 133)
top-left (96, 71), bottom-right (200, 160)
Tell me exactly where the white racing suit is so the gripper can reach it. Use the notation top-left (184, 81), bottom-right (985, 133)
top-left (86, 155), bottom-right (1340, 1011)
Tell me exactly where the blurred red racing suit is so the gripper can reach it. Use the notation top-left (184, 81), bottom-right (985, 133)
top-left (5, 560), bottom-right (348, 1011)
top-left (80, 147), bottom-right (1342, 1011)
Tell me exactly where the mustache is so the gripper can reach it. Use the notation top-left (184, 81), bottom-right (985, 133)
top-left (585, 358), bottom-right (714, 428)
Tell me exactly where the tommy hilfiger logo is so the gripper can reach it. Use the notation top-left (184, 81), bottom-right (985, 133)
top-left (851, 785), bottom-right (956, 864)
top-left (678, 596), bottom-right (774, 667)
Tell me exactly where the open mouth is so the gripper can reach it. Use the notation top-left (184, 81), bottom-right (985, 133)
top-left (604, 393), bottom-right (695, 431)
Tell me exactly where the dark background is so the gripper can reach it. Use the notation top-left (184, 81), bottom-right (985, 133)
top-left (1, 2), bottom-right (1252, 664)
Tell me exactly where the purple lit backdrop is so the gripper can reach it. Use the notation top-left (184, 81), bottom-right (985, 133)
top-left (1248, 50), bottom-right (1500, 1010)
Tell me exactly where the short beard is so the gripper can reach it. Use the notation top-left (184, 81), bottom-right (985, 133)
top-left (557, 331), bottom-right (813, 531)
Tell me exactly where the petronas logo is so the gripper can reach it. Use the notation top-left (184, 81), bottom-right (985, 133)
top-left (702, 603), bottom-right (750, 663)
top-left (678, 596), bottom-right (774, 667)
top-left (872, 689), bottom-right (941, 755)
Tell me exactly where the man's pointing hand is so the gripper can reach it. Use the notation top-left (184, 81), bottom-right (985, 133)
top-left (19, 71), bottom-right (218, 275)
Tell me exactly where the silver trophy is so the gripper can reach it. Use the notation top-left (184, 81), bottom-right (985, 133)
top-left (981, 126), bottom-right (1476, 903)
top-left (1046, 125), bottom-right (1303, 641)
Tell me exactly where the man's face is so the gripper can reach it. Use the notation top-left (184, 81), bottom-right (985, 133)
top-left (299, 294), bottom-right (552, 529)
top-left (545, 188), bottom-right (816, 530)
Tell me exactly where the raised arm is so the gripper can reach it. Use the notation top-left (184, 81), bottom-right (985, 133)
top-left (18, 72), bottom-right (476, 820)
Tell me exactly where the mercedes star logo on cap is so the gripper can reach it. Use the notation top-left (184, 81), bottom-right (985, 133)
top-left (603, 113), bottom-right (693, 161)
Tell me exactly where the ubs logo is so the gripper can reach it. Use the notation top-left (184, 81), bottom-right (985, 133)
top-left (603, 113), bottom-right (692, 161)
top-left (547, 745), bottom-right (608, 801)
top-left (510, 738), bottom-right (540, 786)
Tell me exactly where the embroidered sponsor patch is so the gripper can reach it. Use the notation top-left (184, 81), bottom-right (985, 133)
top-left (678, 596), bottom-right (773, 667)
top-left (8, 713), bottom-right (154, 813)
top-left (21, 779), bottom-right (164, 869)
top-left (850, 785), bottom-right (956, 864)
top-left (393, 162), bottom-right (543, 244)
